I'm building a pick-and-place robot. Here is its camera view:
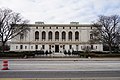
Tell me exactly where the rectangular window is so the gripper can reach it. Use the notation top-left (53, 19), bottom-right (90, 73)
top-left (42, 45), bottom-right (45, 49)
top-left (91, 45), bottom-right (93, 49)
top-left (56, 27), bottom-right (58, 29)
top-left (35, 45), bottom-right (38, 49)
top-left (91, 27), bottom-right (92, 29)
top-left (31, 46), bottom-right (33, 49)
top-left (76, 27), bottom-right (78, 29)
top-left (43, 27), bottom-right (45, 29)
top-left (90, 34), bottom-right (93, 39)
top-left (70, 27), bottom-right (71, 29)
top-left (20, 34), bottom-right (24, 40)
top-left (96, 46), bottom-right (97, 49)
top-left (25, 46), bottom-right (27, 49)
top-left (49, 45), bottom-right (51, 49)
top-left (63, 27), bottom-right (64, 29)
top-left (16, 46), bottom-right (18, 49)
top-left (69, 45), bottom-right (72, 49)
top-left (50, 27), bottom-right (51, 29)
top-left (20, 45), bottom-right (23, 49)
top-left (76, 45), bottom-right (78, 51)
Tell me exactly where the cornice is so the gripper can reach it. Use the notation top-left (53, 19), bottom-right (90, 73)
top-left (16, 24), bottom-right (93, 27)
top-left (10, 41), bottom-right (101, 44)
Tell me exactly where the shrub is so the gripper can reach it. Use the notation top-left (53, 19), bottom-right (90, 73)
top-left (0, 51), bottom-right (35, 58)
top-left (72, 51), bottom-right (81, 55)
top-left (64, 50), bottom-right (67, 55)
top-left (48, 50), bottom-right (52, 54)
top-left (0, 52), bottom-right (24, 58)
top-left (23, 51), bottom-right (35, 57)
top-left (34, 51), bottom-right (44, 55)
top-left (91, 51), bottom-right (109, 54)
top-left (45, 50), bottom-right (49, 55)
top-left (80, 53), bottom-right (120, 58)
top-left (68, 50), bottom-right (71, 55)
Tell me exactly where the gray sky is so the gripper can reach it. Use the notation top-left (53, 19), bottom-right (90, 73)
top-left (0, 0), bottom-right (120, 24)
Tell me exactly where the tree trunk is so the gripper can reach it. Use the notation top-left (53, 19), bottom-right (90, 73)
top-left (2, 42), bottom-right (5, 53)
top-left (108, 43), bottom-right (112, 54)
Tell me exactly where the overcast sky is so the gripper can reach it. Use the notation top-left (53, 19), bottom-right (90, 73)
top-left (0, 0), bottom-right (120, 24)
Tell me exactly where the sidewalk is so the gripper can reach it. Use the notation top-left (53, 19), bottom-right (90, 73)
top-left (0, 58), bottom-right (120, 61)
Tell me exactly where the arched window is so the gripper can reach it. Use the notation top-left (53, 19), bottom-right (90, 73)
top-left (55, 31), bottom-right (59, 40)
top-left (68, 31), bottom-right (72, 40)
top-left (42, 31), bottom-right (46, 40)
top-left (48, 31), bottom-right (52, 40)
top-left (62, 31), bottom-right (66, 40)
top-left (90, 34), bottom-right (93, 39)
top-left (20, 33), bottom-right (24, 40)
top-left (75, 31), bottom-right (79, 40)
top-left (35, 31), bottom-right (39, 40)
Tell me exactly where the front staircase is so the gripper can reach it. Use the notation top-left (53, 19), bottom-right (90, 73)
top-left (52, 53), bottom-right (65, 57)
top-left (35, 52), bottom-right (79, 58)
top-left (48, 52), bottom-right (79, 58)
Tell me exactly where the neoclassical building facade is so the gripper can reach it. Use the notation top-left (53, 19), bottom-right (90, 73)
top-left (10, 22), bottom-right (103, 52)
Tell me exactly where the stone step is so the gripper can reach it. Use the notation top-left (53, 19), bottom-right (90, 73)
top-left (52, 53), bottom-right (65, 56)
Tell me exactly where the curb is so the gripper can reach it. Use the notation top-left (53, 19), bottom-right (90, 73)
top-left (0, 58), bottom-right (120, 61)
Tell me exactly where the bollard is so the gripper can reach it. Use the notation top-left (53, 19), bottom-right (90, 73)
top-left (1, 60), bottom-right (9, 70)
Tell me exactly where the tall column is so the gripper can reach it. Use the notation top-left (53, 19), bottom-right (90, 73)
top-left (59, 31), bottom-right (62, 41)
top-left (66, 31), bottom-right (68, 41)
top-left (46, 31), bottom-right (48, 41)
top-left (79, 31), bottom-right (81, 41)
top-left (73, 31), bottom-right (75, 41)
top-left (39, 31), bottom-right (41, 41)
top-left (53, 31), bottom-right (55, 41)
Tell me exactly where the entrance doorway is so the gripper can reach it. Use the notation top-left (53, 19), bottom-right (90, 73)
top-left (55, 45), bottom-right (59, 52)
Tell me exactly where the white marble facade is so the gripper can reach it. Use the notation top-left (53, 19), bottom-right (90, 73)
top-left (10, 22), bottom-right (103, 52)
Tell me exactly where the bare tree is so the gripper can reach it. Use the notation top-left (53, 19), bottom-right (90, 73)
top-left (92, 15), bottom-right (120, 53)
top-left (0, 8), bottom-right (29, 52)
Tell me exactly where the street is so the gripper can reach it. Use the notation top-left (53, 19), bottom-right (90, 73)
top-left (0, 59), bottom-right (120, 78)
top-left (1, 60), bottom-right (120, 71)
top-left (0, 71), bottom-right (120, 78)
